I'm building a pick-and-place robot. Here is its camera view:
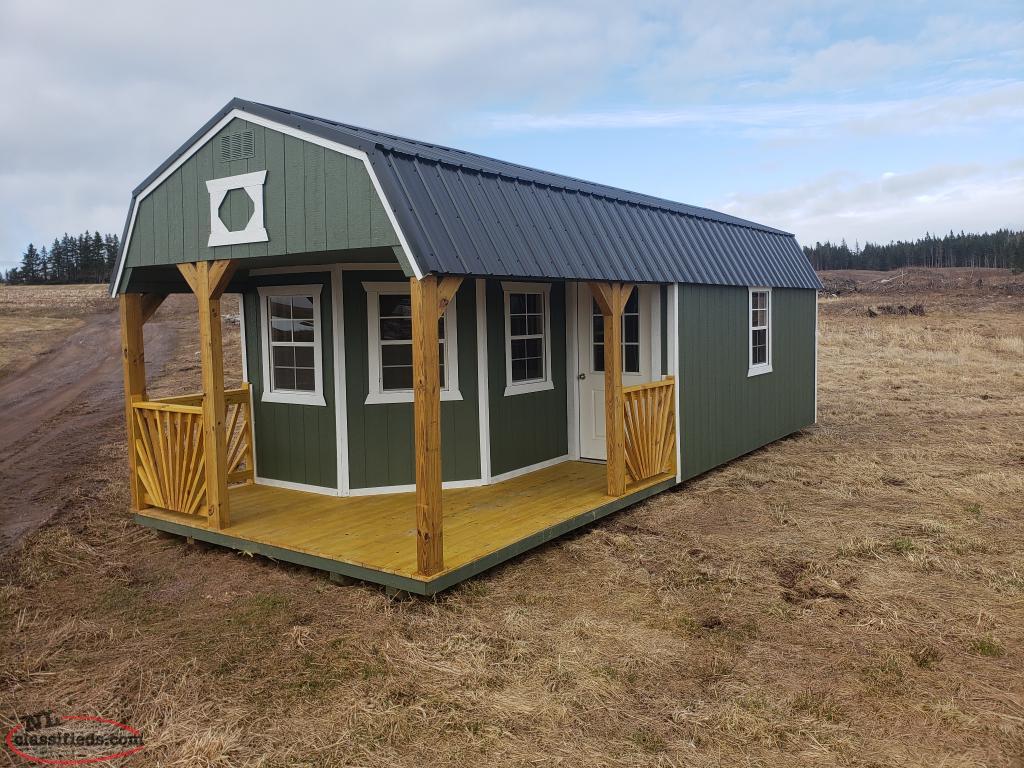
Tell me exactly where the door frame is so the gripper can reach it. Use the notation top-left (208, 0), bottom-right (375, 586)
top-left (567, 282), bottom-right (662, 462)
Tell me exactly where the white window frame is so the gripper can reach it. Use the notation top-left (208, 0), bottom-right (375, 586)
top-left (748, 286), bottom-right (773, 377)
top-left (364, 282), bottom-right (461, 405)
top-left (503, 281), bottom-right (554, 397)
top-left (257, 284), bottom-right (327, 406)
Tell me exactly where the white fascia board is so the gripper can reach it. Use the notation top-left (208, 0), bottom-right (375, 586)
top-left (110, 108), bottom-right (423, 297)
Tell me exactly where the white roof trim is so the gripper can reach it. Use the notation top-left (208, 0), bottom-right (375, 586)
top-left (109, 107), bottom-right (422, 297)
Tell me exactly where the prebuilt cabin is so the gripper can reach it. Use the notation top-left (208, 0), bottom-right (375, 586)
top-left (111, 98), bottom-right (822, 595)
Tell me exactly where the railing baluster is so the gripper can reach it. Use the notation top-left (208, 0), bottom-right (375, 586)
top-left (622, 377), bottom-right (676, 484)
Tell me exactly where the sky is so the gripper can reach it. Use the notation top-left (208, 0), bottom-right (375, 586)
top-left (1, 0), bottom-right (1022, 273)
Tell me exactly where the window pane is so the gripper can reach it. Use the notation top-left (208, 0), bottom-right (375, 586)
top-left (625, 290), bottom-right (638, 313)
top-left (593, 343), bottom-right (604, 372)
top-left (438, 316), bottom-right (445, 340)
top-left (270, 319), bottom-right (293, 342)
top-left (382, 366), bottom-right (413, 390)
top-left (291, 295), bottom-right (314, 319)
top-left (381, 343), bottom-right (412, 366)
top-left (624, 344), bottom-right (640, 373)
top-left (293, 319), bottom-right (315, 343)
top-left (526, 293), bottom-right (539, 313)
top-left (525, 314), bottom-right (542, 335)
top-left (269, 297), bottom-right (292, 320)
top-left (439, 360), bottom-right (446, 388)
top-left (624, 315), bottom-right (639, 343)
top-left (273, 366), bottom-right (296, 390)
top-left (379, 317), bottom-right (412, 341)
top-left (525, 356), bottom-right (542, 380)
top-left (509, 293), bottom-right (525, 314)
top-left (294, 346), bottom-right (314, 368)
top-left (379, 294), bottom-right (411, 317)
top-left (294, 368), bottom-right (315, 392)
top-left (511, 358), bottom-right (528, 382)
top-left (510, 315), bottom-right (527, 336)
top-left (510, 338), bottom-right (527, 361)
top-left (523, 337), bottom-right (542, 359)
top-left (272, 346), bottom-right (295, 368)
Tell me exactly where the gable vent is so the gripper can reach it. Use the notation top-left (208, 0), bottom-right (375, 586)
top-left (219, 130), bottom-right (255, 163)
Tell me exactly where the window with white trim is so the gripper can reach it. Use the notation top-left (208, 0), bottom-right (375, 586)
top-left (503, 282), bottom-right (553, 396)
top-left (257, 285), bottom-right (326, 406)
top-left (748, 287), bottom-right (772, 376)
top-left (364, 282), bottom-right (460, 404)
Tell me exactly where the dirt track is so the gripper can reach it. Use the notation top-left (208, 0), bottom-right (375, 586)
top-left (0, 308), bottom-right (177, 549)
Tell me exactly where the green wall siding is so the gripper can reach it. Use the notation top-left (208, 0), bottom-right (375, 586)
top-left (124, 118), bottom-right (400, 271)
top-left (242, 272), bottom-right (337, 488)
top-left (344, 271), bottom-right (480, 488)
top-left (487, 280), bottom-right (568, 475)
top-left (678, 285), bottom-right (816, 481)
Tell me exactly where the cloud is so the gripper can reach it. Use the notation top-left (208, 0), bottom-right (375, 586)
top-left (479, 80), bottom-right (1024, 136)
top-left (713, 160), bottom-right (1024, 245)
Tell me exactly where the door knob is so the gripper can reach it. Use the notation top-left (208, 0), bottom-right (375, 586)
top-left (578, 372), bottom-right (586, 380)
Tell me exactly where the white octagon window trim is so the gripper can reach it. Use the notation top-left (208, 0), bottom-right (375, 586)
top-left (502, 281), bottom-right (554, 397)
top-left (363, 281), bottom-right (462, 405)
top-left (207, 170), bottom-right (269, 247)
top-left (257, 284), bottom-right (327, 407)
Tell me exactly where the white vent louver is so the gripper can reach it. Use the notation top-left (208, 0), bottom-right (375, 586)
top-left (219, 130), bottom-right (255, 163)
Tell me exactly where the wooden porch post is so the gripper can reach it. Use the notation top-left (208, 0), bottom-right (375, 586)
top-left (119, 293), bottom-right (166, 511)
top-left (589, 281), bottom-right (635, 497)
top-left (178, 259), bottom-right (238, 530)
top-left (411, 274), bottom-right (463, 576)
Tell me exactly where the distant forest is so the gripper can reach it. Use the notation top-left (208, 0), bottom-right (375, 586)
top-left (3, 232), bottom-right (120, 285)
top-left (3, 227), bottom-right (1022, 284)
top-left (804, 229), bottom-right (1023, 272)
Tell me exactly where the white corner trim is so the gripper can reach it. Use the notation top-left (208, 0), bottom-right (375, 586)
top-left (110, 106), bottom-right (423, 297)
top-left (363, 280), bottom-right (461, 404)
top-left (332, 265), bottom-right (349, 495)
top-left (670, 284), bottom-right (681, 484)
top-left (501, 281), bottom-right (554, 398)
top-left (565, 282), bottom-right (580, 461)
top-left (649, 285), bottom-right (662, 380)
top-left (489, 454), bottom-right (571, 484)
top-left (255, 475), bottom-right (340, 496)
top-left (257, 283), bottom-right (327, 407)
top-left (475, 279), bottom-right (492, 482)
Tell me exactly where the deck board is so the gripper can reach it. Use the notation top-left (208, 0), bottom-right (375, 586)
top-left (136, 460), bottom-right (674, 589)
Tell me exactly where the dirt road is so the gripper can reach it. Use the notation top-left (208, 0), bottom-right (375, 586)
top-left (0, 307), bottom-right (177, 549)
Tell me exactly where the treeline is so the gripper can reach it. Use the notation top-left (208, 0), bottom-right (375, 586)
top-left (3, 232), bottom-right (120, 284)
top-left (804, 229), bottom-right (1024, 272)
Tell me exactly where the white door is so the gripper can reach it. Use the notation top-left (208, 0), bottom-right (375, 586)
top-left (576, 284), bottom-right (656, 460)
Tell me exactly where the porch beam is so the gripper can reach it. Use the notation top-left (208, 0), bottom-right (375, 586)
top-left (411, 274), bottom-right (450, 576)
top-left (178, 259), bottom-right (237, 530)
top-left (589, 281), bottom-right (635, 497)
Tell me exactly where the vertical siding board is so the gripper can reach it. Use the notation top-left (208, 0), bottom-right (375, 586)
top-left (264, 128), bottom-right (287, 257)
top-left (165, 169), bottom-right (184, 263)
top-left (136, 197), bottom-right (155, 267)
top-left (324, 150), bottom-right (350, 250)
top-left (346, 156), bottom-right (371, 248)
top-left (369, 186), bottom-right (398, 246)
top-left (284, 135), bottom-right (306, 253)
top-left (304, 143), bottom-right (327, 252)
top-left (247, 123), bottom-right (269, 259)
top-left (152, 183), bottom-right (169, 265)
top-left (194, 139), bottom-right (214, 261)
top-left (181, 157), bottom-right (199, 261)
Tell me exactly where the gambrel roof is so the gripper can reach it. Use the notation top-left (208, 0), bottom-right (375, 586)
top-left (111, 98), bottom-right (822, 292)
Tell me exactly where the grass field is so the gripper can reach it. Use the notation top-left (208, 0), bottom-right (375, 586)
top-left (0, 285), bottom-right (112, 378)
top-left (1, 274), bottom-right (1022, 766)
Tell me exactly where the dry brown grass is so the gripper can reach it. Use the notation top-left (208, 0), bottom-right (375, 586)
top-left (0, 285), bottom-right (112, 378)
top-left (1, 285), bottom-right (1022, 767)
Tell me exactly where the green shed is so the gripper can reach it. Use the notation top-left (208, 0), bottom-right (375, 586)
top-left (112, 99), bottom-right (821, 594)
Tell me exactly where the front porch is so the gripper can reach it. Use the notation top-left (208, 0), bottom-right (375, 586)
top-left (135, 461), bottom-right (674, 594)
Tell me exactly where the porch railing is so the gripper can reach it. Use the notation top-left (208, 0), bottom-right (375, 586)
top-left (622, 376), bottom-right (676, 484)
top-left (130, 384), bottom-right (255, 518)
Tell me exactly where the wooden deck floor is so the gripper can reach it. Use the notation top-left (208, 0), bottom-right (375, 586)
top-left (136, 461), bottom-right (675, 593)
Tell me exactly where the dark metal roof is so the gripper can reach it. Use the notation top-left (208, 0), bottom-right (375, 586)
top-left (112, 98), bottom-right (822, 291)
